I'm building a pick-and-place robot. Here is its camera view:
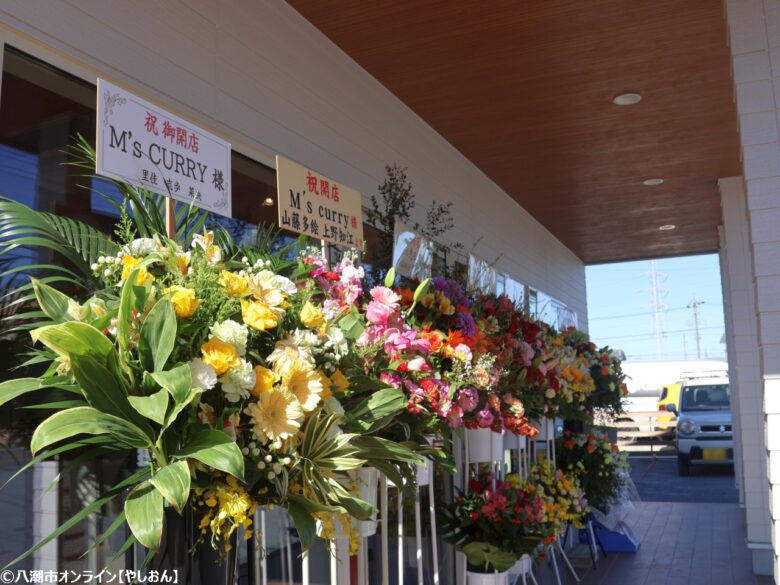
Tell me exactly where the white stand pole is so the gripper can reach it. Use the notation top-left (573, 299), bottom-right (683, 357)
top-left (398, 490), bottom-right (404, 584)
top-left (358, 537), bottom-right (367, 585)
top-left (335, 537), bottom-right (351, 585)
top-left (302, 550), bottom-right (310, 585)
top-left (428, 478), bottom-right (440, 585)
top-left (285, 516), bottom-right (294, 585)
top-left (555, 540), bottom-right (580, 582)
top-left (381, 476), bottom-right (389, 585)
top-left (259, 509), bottom-right (267, 585)
top-left (414, 497), bottom-right (424, 585)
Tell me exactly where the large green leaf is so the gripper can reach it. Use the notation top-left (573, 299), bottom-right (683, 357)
top-left (462, 542), bottom-right (518, 573)
top-left (125, 481), bottom-right (164, 550)
top-left (30, 407), bottom-right (152, 454)
top-left (69, 354), bottom-right (141, 427)
top-left (150, 364), bottom-right (192, 404)
top-left (348, 387), bottom-right (406, 424)
top-left (174, 430), bottom-right (244, 479)
top-left (286, 499), bottom-right (317, 551)
top-left (30, 278), bottom-right (72, 322)
top-left (31, 321), bottom-right (114, 359)
top-left (150, 460), bottom-right (191, 512)
top-left (138, 298), bottom-right (176, 372)
top-left (128, 389), bottom-right (169, 426)
top-left (0, 378), bottom-right (45, 408)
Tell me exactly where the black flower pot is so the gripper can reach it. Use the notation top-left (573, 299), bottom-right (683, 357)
top-left (148, 507), bottom-right (237, 585)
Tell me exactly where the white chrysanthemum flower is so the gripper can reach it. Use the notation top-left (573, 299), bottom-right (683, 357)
top-left (125, 238), bottom-right (157, 257)
top-left (219, 359), bottom-right (256, 403)
top-left (292, 328), bottom-right (320, 348)
top-left (209, 319), bottom-right (249, 356)
top-left (190, 358), bottom-right (218, 391)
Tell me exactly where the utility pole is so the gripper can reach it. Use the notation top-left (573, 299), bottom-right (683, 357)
top-left (688, 296), bottom-right (705, 359)
top-left (650, 260), bottom-right (667, 359)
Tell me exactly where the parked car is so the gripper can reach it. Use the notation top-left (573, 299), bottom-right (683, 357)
top-left (669, 372), bottom-right (732, 476)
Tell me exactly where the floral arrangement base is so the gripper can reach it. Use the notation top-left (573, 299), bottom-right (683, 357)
top-left (466, 570), bottom-right (509, 585)
top-left (465, 428), bottom-right (504, 463)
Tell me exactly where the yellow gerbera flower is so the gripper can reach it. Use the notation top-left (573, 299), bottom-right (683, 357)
top-left (244, 390), bottom-right (302, 443)
top-left (282, 363), bottom-right (323, 412)
top-left (201, 338), bottom-right (240, 376)
top-left (241, 299), bottom-right (280, 331)
top-left (318, 370), bottom-right (332, 400)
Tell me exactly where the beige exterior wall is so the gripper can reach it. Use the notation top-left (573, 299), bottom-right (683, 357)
top-left (0, 0), bottom-right (588, 323)
top-left (725, 0), bottom-right (780, 578)
top-left (719, 177), bottom-right (772, 575)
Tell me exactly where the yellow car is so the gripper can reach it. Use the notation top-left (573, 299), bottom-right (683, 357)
top-left (657, 382), bottom-right (681, 430)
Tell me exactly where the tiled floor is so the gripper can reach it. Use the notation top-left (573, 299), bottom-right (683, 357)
top-left (553, 501), bottom-right (774, 585)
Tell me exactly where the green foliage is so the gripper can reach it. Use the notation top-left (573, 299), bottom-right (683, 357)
top-left (125, 482), bottom-right (164, 551)
top-left (175, 429), bottom-right (245, 479)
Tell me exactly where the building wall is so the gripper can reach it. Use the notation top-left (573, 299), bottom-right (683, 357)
top-left (724, 0), bottom-right (780, 578)
top-left (0, 0), bottom-right (588, 324)
top-left (719, 178), bottom-right (770, 570)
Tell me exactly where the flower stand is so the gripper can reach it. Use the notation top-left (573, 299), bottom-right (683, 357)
top-left (508, 554), bottom-right (539, 585)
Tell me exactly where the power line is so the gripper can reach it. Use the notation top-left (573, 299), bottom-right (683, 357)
top-left (601, 325), bottom-right (722, 341)
top-left (590, 306), bottom-right (690, 321)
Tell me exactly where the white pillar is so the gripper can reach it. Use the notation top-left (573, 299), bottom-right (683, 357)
top-left (723, 2), bottom-right (780, 576)
top-left (719, 178), bottom-right (768, 539)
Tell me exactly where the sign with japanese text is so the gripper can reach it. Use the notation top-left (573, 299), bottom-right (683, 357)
top-left (96, 79), bottom-right (231, 217)
top-left (275, 155), bottom-right (363, 248)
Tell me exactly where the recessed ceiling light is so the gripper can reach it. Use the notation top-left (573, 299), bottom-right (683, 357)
top-left (643, 178), bottom-right (664, 186)
top-left (659, 224), bottom-right (676, 231)
top-left (613, 92), bottom-right (642, 106)
top-left (262, 197), bottom-right (274, 207)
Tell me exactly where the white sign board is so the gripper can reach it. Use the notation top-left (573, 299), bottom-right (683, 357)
top-left (275, 155), bottom-right (363, 248)
top-left (96, 79), bottom-right (232, 216)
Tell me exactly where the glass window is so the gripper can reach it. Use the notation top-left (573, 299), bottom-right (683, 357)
top-left (681, 384), bottom-right (730, 411)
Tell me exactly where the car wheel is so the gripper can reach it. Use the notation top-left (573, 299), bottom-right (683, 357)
top-left (677, 455), bottom-right (690, 476)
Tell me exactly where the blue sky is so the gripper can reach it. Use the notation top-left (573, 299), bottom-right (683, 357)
top-left (585, 254), bottom-right (726, 362)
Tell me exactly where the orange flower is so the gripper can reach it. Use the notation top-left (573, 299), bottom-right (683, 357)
top-left (586, 443), bottom-right (596, 454)
top-left (564, 439), bottom-right (575, 449)
top-left (397, 288), bottom-right (414, 305)
top-left (421, 329), bottom-right (445, 352)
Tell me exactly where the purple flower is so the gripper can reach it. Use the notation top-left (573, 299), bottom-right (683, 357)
top-left (458, 387), bottom-right (479, 412)
top-left (454, 311), bottom-right (477, 337)
top-left (476, 406), bottom-right (494, 428)
top-left (380, 372), bottom-right (402, 388)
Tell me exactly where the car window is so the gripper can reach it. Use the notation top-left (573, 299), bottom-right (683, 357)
top-left (680, 384), bottom-right (730, 411)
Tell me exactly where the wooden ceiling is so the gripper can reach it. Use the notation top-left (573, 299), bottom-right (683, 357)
top-left (288, 0), bottom-right (741, 264)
